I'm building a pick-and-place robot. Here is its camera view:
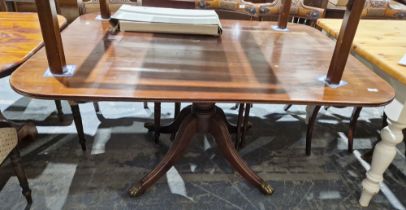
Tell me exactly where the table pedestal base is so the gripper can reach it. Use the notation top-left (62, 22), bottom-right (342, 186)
top-left (129, 103), bottom-right (273, 197)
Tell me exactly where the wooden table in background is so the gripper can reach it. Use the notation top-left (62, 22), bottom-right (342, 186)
top-left (0, 12), bottom-right (66, 138)
top-left (317, 18), bottom-right (406, 207)
top-left (10, 13), bottom-right (394, 203)
top-left (0, 12), bottom-right (66, 76)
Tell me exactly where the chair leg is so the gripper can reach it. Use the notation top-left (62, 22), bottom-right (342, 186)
top-left (238, 103), bottom-right (251, 149)
top-left (170, 102), bottom-right (181, 140)
top-left (0, 110), bottom-right (6, 121)
top-left (54, 100), bottom-right (64, 121)
top-left (231, 103), bottom-right (239, 110)
top-left (306, 105), bottom-right (321, 156)
top-left (235, 103), bottom-right (245, 148)
top-left (382, 112), bottom-right (388, 128)
top-left (16, 122), bottom-right (37, 142)
top-left (9, 148), bottom-right (32, 204)
top-left (0, 0), bottom-right (8, 11)
top-left (69, 102), bottom-right (86, 151)
top-left (154, 102), bottom-right (161, 144)
top-left (284, 104), bottom-right (292, 112)
top-left (93, 102), bottom-right (100, 113)
top-left (403, 129), bottom-right (406, 157)
top-left (347, 107), bottom-right (362, 153)
top-left (174, 102), bottom-right (181, 118)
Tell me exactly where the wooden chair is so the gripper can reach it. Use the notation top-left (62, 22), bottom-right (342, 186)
top-left (0, 0), bottom-right (7, 11)
top-left (81, 0), bottom-right (139, 14)
top-left (282, 0), bottom-right (405, 155)
top-left (361, 0), bottom-right (406, 19)
top-left (304, 0), bottom-right (328, 8)
top-left (300, 0), bottom-right (406, 155)
top-left (327, 0), bottom-right (406, 19)
top-left (0, 121), bottom-right (32, 204)
top-left (197, 0), bottom-right (324, 25)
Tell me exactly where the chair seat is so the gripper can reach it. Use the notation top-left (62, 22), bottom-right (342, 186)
top-left (0, 127), bottom-right (18, 164)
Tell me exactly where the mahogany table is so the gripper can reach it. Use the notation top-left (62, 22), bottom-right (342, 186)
top-left (317, 18), bottom-right (406, 207)
top-left (10, 13), bottom-right (394, 200)
top-left (0, 12), bottom-right (66, 137)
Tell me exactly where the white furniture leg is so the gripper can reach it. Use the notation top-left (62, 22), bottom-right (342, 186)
top-left (359, 99), bottom-right (406, 207)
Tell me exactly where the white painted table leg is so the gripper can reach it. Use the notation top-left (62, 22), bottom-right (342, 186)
top-left (360, 98), bottom-right (406, 207)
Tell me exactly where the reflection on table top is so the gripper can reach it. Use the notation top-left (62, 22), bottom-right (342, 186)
top-left (317, 18), bottom-right (406, 85)
top-left (0, 12), bottom-right (66, 76)
top-left (10, 13), bottom-right (394, 106)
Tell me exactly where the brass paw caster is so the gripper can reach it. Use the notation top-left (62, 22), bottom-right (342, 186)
top-left (260, 182), bottom-right (274, 195)
top-left (128, 184), bottom-right (145, 197)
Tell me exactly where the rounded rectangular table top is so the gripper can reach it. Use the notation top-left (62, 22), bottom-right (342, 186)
top-left (317, 18), bottom-right (406, 85)
top-left (0, 12), bottom-right (67, 76)
top-left (10, 13), bottom-right (394, 106)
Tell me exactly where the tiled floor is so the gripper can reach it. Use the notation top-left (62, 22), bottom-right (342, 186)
top-left (0, 76), bottom-right (405, 210)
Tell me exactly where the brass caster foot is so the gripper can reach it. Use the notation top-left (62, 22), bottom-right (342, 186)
top-left (128, 184), bottom-right (145, 197)
top-left (260, 182), bottom-right (274, 195)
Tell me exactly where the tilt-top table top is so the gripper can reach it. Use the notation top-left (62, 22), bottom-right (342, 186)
top-left (0, 12), bottom-right (66, 76)
top-left (10, 13), bottom-right (394, 106)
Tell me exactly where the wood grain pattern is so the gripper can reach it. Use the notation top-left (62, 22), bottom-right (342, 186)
top-left (0, 12), bottom-right (66, 76)
top-left (10, 13), bottom-right (394, 107)
top-left (317, 18), bottom-right (406, 85)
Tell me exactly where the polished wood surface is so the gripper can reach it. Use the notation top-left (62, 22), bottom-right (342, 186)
top-left (11, 13), bottom-right (394, 106)
top-left (0, 12), bottom-right (66, 75)
top-left (317, 18), bottom-right (406, 84)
